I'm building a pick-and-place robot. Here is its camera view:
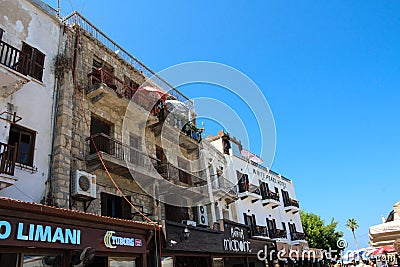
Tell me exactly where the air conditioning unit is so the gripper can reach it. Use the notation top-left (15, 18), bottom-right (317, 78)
top-left (197, 205), bottom-right (209, 226)
top-left (181, 220), bottom-right (197, 227)
top-left (71, 170), bottom-right (96, 199)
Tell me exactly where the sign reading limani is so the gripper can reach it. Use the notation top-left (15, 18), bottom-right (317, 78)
top-left (0, 220), bottom-right (81, 245)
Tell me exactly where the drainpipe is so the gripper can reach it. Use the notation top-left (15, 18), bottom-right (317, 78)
top-left (45, 22), bottom-right (64, 206)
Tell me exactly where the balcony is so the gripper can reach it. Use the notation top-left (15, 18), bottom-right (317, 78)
top-left (151, 109), bottom-right (202, 151)
top-left (0, 142), bottom-right (18, 190)
top-left (269, 229), bottom-right (288, 239)
top-left (156, 163), bottom-right (206, 187)
top-left (211, 175), bottom-right (238, 201)
top-left (0, 38), bottom-right (30, 97)
top-left (291, 232), bottom-right (306, 241)
top-left (85, 133), bottom-right (159, 179)
top-left (238, 184), bottom-right (262, 202)
top-left (86, 68), bottom-right (156, 116)
top-left (284, 198), bottom-right (300, 214)
top-left (261, 191), bottom-right (281, 209)
top-left (252, 225), bottom-right (269, 238)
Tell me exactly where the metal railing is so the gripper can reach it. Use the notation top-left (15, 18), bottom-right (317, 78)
top-left (211, 176), bottom-right (238, 196)
top-left (88, 67), bottom-right (138, 99)
top-left (291, 232), bottom-right (306, 241)
top-left (238, 182), bottom-right (261, 195)
top-left (86, 133), bottom-right (158, 171)
top-left (156, 163), bottom-right (206, 186)
top-left (0, 142), bottom-right (17, 176)
top-left (253, 225), bottom-right (268, 237)
top-left (63, 12), bottom-right (193, 106)
top-left (284, 198), bottom-right (299, 208)
top-left (262, 190), bottom-right (279, 201)
top-left (269, 229), bottom-right (287, 239)
top-left (0, 40), bottom-right (24, 73)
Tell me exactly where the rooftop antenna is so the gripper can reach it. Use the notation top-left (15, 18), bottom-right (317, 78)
top-left (56, 0), bottom-right (61, 18)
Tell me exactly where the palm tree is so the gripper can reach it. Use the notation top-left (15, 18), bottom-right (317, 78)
top-left (346, 218), bottom-right (359, 250)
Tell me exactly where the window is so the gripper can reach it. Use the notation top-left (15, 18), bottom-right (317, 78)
top-left (178, 157), bottom-right (191, 185)
top-left (129, 134), bottom-right (143, 166)
top-left (18, 42), bottom-right (45, 81)
top-left (101, 193), bottom-right (132, 219)
top-left (237, 171), bottom-right (249, 193)
top-left (8, 124), bottom-right (36, 166)
top-left (281, 189), bottom-right (290, 205)
top-left (0, 28), bottom-right (3, 40)
top-left (92, 58), bottom-right (115, 89)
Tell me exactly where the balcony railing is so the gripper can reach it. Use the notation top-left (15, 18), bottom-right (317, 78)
top-left (64, 11), bottom-right (193, 107)
top-left (269, 229), bottom-right (287, 239)
top-left (86, 133), bottom-right (158, 171)
top-left (291, 232), bottom-right (306, 241)
top-left (284, 198), bottom-right (299, 208)
top-left (266, 190), bottom-right (280, 201)
top-left (253, 225), bottom-right (268, 237)
top-left (0, 40), bottom-right (25, 74)
top-left (88, 67), bottom-right (138, 100)
top-left (156, 163), bottom-right (206, 186)
top-left (0, 142), bottom-right (18, 176)
top-left (211, 176), bottom-right (238, 197)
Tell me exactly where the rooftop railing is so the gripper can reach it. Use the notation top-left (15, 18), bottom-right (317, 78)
top-left (63, 12), bottom-right (192, 107)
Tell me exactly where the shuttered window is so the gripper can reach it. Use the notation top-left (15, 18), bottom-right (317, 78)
top-left (18, 42), bottom-right (45, 81)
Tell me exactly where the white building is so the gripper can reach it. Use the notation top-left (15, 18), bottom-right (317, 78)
top-left (209, 130), bottom-right (308, 250)
top-left (369, 201), bottom-right (400, 247)
top-left (0, 0), bottom-right (60, 202)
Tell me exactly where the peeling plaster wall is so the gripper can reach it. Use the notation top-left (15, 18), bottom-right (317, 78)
top-left (0, 0), bottom-right (60, 202)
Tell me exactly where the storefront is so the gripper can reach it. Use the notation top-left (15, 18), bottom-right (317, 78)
top-left (161, 219), bottom-right (275, 267)
top-left (276, 241), bottom-right (323, 267)
top-left (0, 197), bottom-right (156, 267)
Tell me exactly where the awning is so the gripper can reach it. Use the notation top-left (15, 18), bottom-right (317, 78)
top-left (369, 220), bottom-right (400, 247)
top-left (241, 149), bottom-right (263, 164)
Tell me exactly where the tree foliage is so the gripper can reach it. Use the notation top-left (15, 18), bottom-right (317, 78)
top-left (300, 210), bottom-right (343, 251)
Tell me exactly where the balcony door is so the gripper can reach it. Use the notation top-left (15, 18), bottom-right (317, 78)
top-left (267, 218), bottom-right (277, 237)
top-left (237, 171), bottom-right (249, 193)
top-left (281, 190), bottom-right (290, 205)
top-left (244, 214), bottom-right (256, 236)
top-left (90, 116), bottom-right (112, 154)
top-left (260, 181), bottom-right (269, 199)
top-left (288, 222), bottom-right (297, 239)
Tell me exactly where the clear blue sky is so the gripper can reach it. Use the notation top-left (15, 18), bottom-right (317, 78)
top-left (46, 0), bottom-right (400, 249)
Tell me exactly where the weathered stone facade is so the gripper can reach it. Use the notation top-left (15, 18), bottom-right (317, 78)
top-left (49, 18), bottom-right (207, 225)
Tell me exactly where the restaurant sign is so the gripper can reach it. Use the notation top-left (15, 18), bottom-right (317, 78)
top-left (0, 217), bottom-right (145, 253)
top-left (223, 221), bottom-right (251, 253)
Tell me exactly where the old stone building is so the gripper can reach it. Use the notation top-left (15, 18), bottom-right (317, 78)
top-left (48, 11), bottom-right (208, 227)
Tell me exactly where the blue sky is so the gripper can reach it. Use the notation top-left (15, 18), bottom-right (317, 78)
top-left (47, 0), bottom-right (400, 249)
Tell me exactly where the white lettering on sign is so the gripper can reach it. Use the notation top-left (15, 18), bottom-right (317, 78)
top-left (0, 221), bottom-right (11, 239)
top-left (0, 220), bottom-right (80, 245)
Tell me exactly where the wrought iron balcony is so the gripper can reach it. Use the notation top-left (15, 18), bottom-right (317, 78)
top-left (291, 232), bottom-right (306, 241)
top-left (0, 142), bottom-right (17, 176)
top-left (155, 163), bottom-right (206, 187)
top-left (211, 175), bottom-right (238, 200)
top-left (238, 183), bottom-right (262, 202)
top-left (261, 190), bottom-right (281, 208)
top-left (253, 225), bottom-right (268, 238)
top-left (269, 229), bottom-right (287, 239)
top-left (284, 198), bottom-right (300, 214)
top-left (0, 39), bottom-right (30, 97)
top-left (85, 133), bottom-right (158, 179)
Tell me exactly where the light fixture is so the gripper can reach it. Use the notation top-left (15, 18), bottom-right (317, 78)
top-left (182, 226), bottom-right (191, 241)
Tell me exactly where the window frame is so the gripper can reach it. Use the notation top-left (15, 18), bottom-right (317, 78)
top-left (8, 124), bottom-right (36, 167)
top-left (19, 42), bottom-right (45, 81)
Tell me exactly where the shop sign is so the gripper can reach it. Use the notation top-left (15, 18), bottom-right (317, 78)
top-left (0, 216), bottom-right (146, 253)
top-left (103, 231), bottom-right (142, 249)
top-left (223, 222), bottom-right (251, 253)
top-left (0, 220), bottom-right (80, 245)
